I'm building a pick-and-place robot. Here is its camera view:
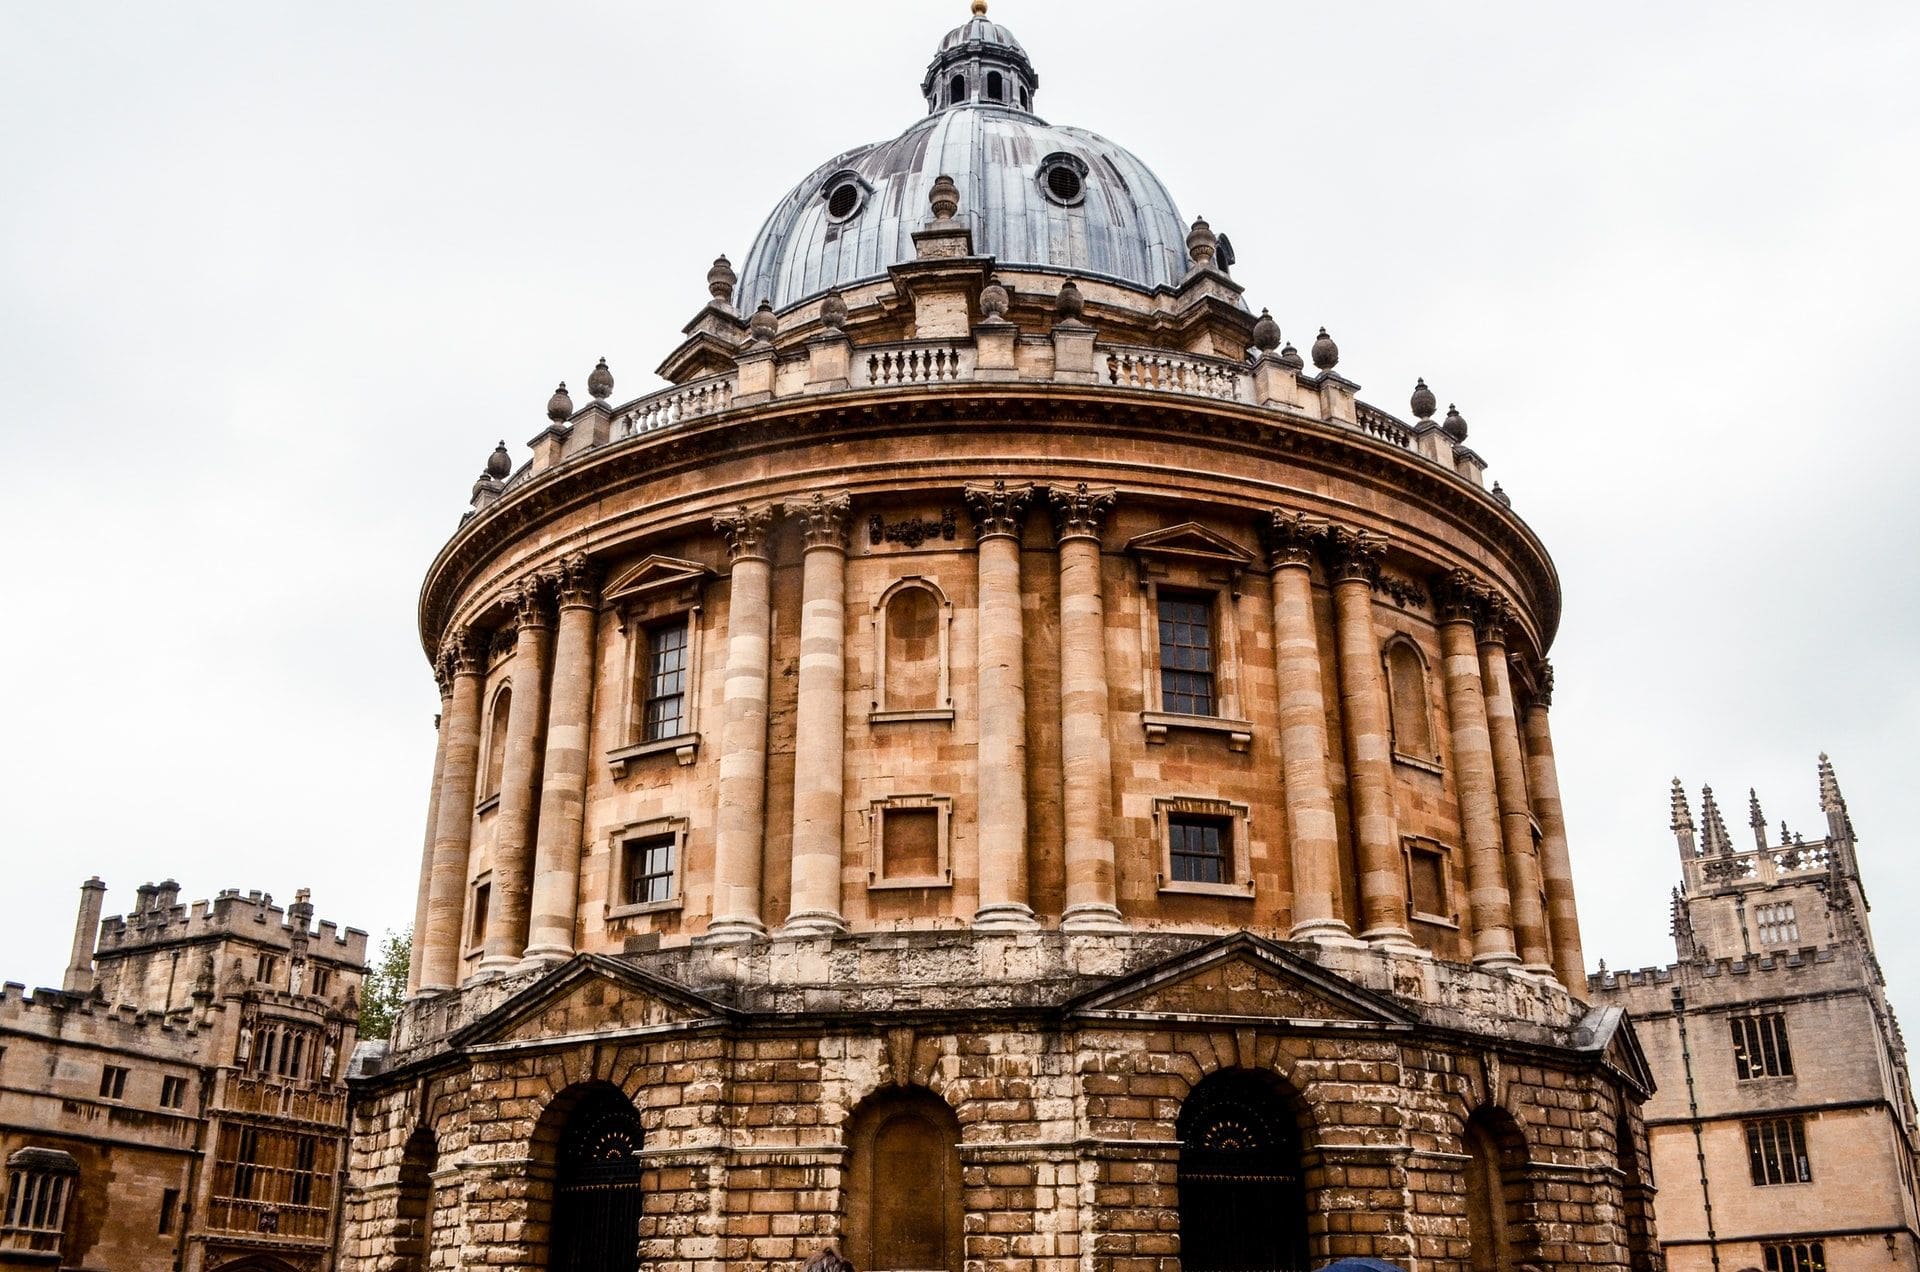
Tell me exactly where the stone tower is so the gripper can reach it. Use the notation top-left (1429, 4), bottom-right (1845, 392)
top-left (342, 7), bottom-right (1656, 1271)
top-left (1591, 758), bottom-right (1920, 1272)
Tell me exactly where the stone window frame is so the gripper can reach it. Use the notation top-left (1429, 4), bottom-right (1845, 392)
top-left (1127, 524), bottom-right (1255, 752)
top-left (476, 680), bottom-right (513, 813)
top-left (1731, 1012), bottom-right (1795, 1081)
top-left (160, 1074), bottom-right (188, 1110)
top-left (464, 872), bottom-right (492, 960)
top-left (603, 556), bottom-right (713, 774)
top-left (869, 575), bottom-right (955, 724)
top-left (1402, 835), bottom-right (1458, 928)
top-left (1744, 1115), bottom-right (1812, 1186)
top-left (606, 816), bottom-right (688, 918)
top-left (2, 1147), bottom-right (78, 1246)
top-left (98, 1064), bottom-right (129, 1100)
top-left (1382, 633), bottom-right (1443, 772)
top-left (1762, 1240), bottom-right (1825, 1272)
top-left (1152, 795), bottom-right (1254, 899)
top-left (866, 794), bottom-right (954, 890)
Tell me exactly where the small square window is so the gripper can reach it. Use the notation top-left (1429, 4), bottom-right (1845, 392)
top-left (1745, 1116), bottom-right (1811, 1186)
top-left (1154, 798), bottom-right (1252, 898)
top-left (160, 1075), bottom-right (188, 1109)
top-left (607, 818), bottom-right (689, 917)
top-left (866, 796), bottom-right (953, 889)
top-left (1169, 815), bottom-right (1230, 885)
top-left (1732, 1014), bottom-right (1794, 1080)
top-left (99, 1065), bottom-right (129, 1100)
top-left (1405, 839), bottom-right (1453, 923)
top-left (625, 835), bottom-right (676, 906)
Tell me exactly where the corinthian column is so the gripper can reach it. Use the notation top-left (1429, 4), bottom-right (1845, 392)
top-left (964, 480), bottom-right (1039, 930)
top-left (524, 554), bottom-right (600, 965)
top-left (1268, 511), bottom-right (1350, 943)
top-left (1525, 662), bottom-right (1586, 993)
top-left (479, 579), bottom-right (552, 974)
top-left (1325, 527), bottom-right (1413, 948)
top-left (407, 681), bottom-right (451, 995)
top-left (1435, 571), bottom-right (1517, 968)
top-left (783, 492), bottom-right (851, 937)
top-left (1050, 482), bottom-right (1125, 931)
top-left (420, 629), bottom-right (482, 993)
top-left (705, 504), bottom-right (778, 943)
top-left (1479, 603), bottom-right (1553, 976)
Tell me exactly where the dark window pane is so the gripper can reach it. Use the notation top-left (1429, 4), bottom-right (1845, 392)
top-left (1170, 815), bottom-right (1230, 885)
top-left (643, 622), bottom-right (689, 741)
top-left (1158, 596), bottom-right (1216, 716)
top-left (625, 834), bottom-right (676, 906)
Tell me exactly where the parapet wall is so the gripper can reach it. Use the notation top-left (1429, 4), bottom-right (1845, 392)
top-left (1587, 944), bottom-right (1864, 1016)
top-left (0, 982), bottom-right (218, 1062)
top-left (95, 887), bottom-right (368, 965)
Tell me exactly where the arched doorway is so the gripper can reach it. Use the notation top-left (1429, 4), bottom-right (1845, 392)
top-left (1463, 1108), bottom-right (1531, 1272)
top-left (1176, 1069), bottom-right (1310, 1272)
top-left (393, 1126), bottom-right (436, 1272)
top-left (548, 1085), bottom-right (645, 1272)
top-left (843, 1087), bottom-right (963, 1272)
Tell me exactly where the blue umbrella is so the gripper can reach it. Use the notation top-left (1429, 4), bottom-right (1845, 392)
top-left (1319, 1260), bottom-right (1408, 1272)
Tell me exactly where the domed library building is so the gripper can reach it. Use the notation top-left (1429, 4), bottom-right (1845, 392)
top-left (341, 6), bottom-right (1658, 1271)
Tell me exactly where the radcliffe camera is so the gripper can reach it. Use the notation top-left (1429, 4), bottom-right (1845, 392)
top-left (1, 4), bottom-right (1914, 1272)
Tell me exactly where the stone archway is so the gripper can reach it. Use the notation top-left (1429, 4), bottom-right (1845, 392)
top-left (542, 1082), bottom-right (645, 1272)
top-left (843, 1086), bottom-right (963, 1272)
top-left (1176, 1068), bottom-right (1311, 1272)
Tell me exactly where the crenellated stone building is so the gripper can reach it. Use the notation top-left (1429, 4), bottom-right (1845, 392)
top-left (0, 880), bottom-right (365, 1272)
top-left (343, 6), bottom-right (1658, 1270)
top-left (1590, 761), bottom-right (1920, 1272)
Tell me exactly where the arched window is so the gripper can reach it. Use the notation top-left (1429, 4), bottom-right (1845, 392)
top-left (845, 1088), bottom-right (962, 1272)
top-left (948, 74), bottom-right (965, 105)
top-left (393, 1128), bottom-right (436, 1272)
top-left (872, 578), bottom-right (953, 721)
top-left (1463, 1109), bottom-right (1530, 1272)
top-left (1384, 638), bottom-right (1437, 762)
top-left (1018, 85), bottom-right (1030, 110)
top-left (546, 1085), bottom-right (645, 1272)
top-left (483, 685), bottom-right (512, 799)
top-left (986, 71), bottom-right (1003, 100)
top-left (1177, 1070), bottom-right (1309, 1272)
top-left (1615, 1110), bottom-right (1656, 1272)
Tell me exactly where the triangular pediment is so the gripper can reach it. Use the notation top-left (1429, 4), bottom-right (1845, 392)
top-left (603, 554), bottom-right (713, 605)
top-left (1068, 932), bottom-right (1415, 1025)
top-left (1126, 523), bottom-right (1257, 570)
top-left (450, 955), bottom-right (731, 1049)
top-left (1574, 1005), bottom-right (1657, 1098)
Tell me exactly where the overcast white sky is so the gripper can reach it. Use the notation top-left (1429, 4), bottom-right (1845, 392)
top-left (2, 1), bottom-right (1915, 1029)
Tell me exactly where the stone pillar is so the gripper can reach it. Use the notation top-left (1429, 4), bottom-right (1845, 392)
top-left (406, 687), bottom-right (451, 994)
top-left (1050, 483), bottom-right (1125, 931)
top-left (783, 492), bottom-right (851, 937)
top-left (478, 579), bottom-right (553, 974)
top-left (1325, 527), bottom-right (1413, 948)
top-left (705, 504), bottom-right (778, 943)
top-left (1479, 605), bottom-right (1553, 976)
top-left (524, 554), bottom-right (600, 965)
top-left (420, 629), bottom-right (482, 992)
top-left (63, 877), bottom-right (107, 995)
top-left (1435, 572), bottom-right (1518, 969)
top-left (964, 480), bottom-right (1039, 930)
top-left (1267, 512), bottom-right (1350, 943)
top-left (1525, 662), bottom-right (1587, 994)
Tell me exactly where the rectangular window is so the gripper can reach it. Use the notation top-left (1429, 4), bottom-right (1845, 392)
top-left (881, 807), bottom-right (941, 880)
top-left (1169, 814), bottom-right (1231, 885)
top-left (310, 966), bottom-right (330, 996)
top-left (1745, 1116), bottom-right (1811, 1185)
top-left (99, 1065), bottom-right (128, 1099)
top-left (291, 1136), bottom-right (318, 1206)
top-left (1731, 1014), bottom-right (1794, 1080)
top-left (158, 1187), bottom-right (179, 1234)
top-left (255, 953), bottom-right (277, 984)
top-left (1755, 902), bottom-right (1799, 945)
top-left (1764, 1241), bottom-right (1825, 1272)
top-left (1157, 595), bottom-right (1216, 716)
top-left (469, 881), bottom-right (491, 950)
top-left (160, 1075), bottom-right (188, 1109)
top-left (624, 834), bottom-right (676, 906)
top-left (1406, 841), bottom-right (1450, 921)
top-left (234, 1127), bottom-right (261, 1200)
top-left (642, 620), bottom-right (690, 741)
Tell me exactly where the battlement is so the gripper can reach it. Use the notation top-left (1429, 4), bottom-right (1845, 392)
top-left (1585, 944), bottom-right (1876, 1014)
top-left (92, 884), bottom-right (368, 966)
top-left (0, 980), bottom-right (216, 1055)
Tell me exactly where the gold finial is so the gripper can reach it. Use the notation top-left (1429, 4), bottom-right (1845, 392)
top-left (971, 0), bottom-right (988, 14)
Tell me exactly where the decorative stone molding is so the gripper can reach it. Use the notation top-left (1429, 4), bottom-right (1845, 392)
top-left (1264, 509), bottom-right (1322, 570)
top-left (1532, 659), bottom-right (1555, 709)
top-left (868, 509), bottom-right (958, 549)
top-left (1047, 482), bottom-right (1116, 543)
top-left (790, 491), bottom-right (851, 552)
top-left (712, 504), bottom-right (778, 562)
top-left (509, 575), bottom-right (552, 632)
top-left (550, 552), bottom-right (600, 610)
top-left (438, 628), bottom-right (481, 680)
top-left (1477, 595), bottom-right (1515, 646)
top-left (1322, 525), bottom-right (1385, 586)
top-left (962, 480), bottom-right (1034, 540)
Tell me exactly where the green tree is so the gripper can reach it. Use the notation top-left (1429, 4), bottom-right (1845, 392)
top-left (358, 926), bottom-right (411, 1041)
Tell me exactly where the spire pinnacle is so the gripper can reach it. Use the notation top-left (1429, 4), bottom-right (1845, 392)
top-left (1818, 752), bottom-right (1853, 843)
top-left (1700, 785), bottom-right (1732, 856)
top-left (1670, 778), bottom-right (1697, 859)
top-left (1748, 787), bottom-right (1768, 849)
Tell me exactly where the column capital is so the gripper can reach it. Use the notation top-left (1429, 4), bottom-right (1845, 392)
top-left (1264, 508), bottom-right (1324, 570)
top-left (1322, 524), bottom-right (1385, 585)
top-left (790, 490), bottom-right (851, 552)
top-left (1047, 482), bottom-right (1116, 543)
top-left (964, 479), bottom-right (1035, 540)
top-left (1477, 595), bottom-right (1514, 647)
top-left (1433, 568), bottom-right (1490, 625)
top-left (713, 503), bottom-right (779, 563)
top-left (550, 552), bottom-right (600, 610)
top-left (437, 627), bottom-right (482, 680)
top-left (510, 575), bottom-right (553, 632)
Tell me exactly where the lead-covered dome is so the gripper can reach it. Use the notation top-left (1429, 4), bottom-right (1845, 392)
top-left (733, 6), bottom-right (1188, 311)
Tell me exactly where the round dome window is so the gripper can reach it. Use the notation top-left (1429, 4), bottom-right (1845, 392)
top-left (1036, 154), bottom-right (1089, 207)
top-left (822, 174), bottom-right (868, 223)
